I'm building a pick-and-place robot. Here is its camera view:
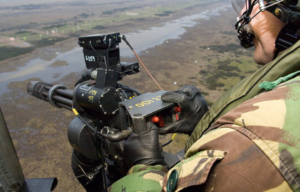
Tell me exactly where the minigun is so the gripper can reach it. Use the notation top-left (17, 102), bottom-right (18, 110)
top-left (27, 33), bottom-right (182, 191)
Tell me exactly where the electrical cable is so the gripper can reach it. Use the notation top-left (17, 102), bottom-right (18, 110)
top-left (89, 41), bottom-right (108, 69)
top-left (121, 35), bottom-right (178, 146)
top-left (119, 88), bottom-right (129, 100)
top-left (72, 106), bottom-right (102, 137)
top-left (72, 106), bottom-right (108, 192)
top-left (72, 106), bottom-right (132, 143)
top-left (117, 83), bottom-right (141, 95)
top-left (121, 35), bottom-right (163, 90)
top-left (162, 133), bottom-right (177, 147)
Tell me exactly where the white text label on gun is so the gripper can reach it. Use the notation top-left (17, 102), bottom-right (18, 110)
top-left (85, 55), bottom-right (96, 62)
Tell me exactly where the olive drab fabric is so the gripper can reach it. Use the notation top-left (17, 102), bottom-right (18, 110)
top-left (185, 76), bottom-right (300, 191)
top-left (186, 40), bottom-right (300, 151)
top-left (108, 165), bottom-right (168, 192)
top-left (208, 76), bottom-right (300, 191)
top-left (160, 150), bottom-right (225, 192)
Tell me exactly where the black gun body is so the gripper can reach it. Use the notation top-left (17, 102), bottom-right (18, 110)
top-left (26, 32), bottom-right (178, 192)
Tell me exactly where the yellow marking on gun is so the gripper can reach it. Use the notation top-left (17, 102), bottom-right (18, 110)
top-left (152, 96), bottom-right (161, 101)
top-left (89, 90), bottom-right (97, 96)
top-left (88, 96), bottom-right (94, 103)
top-left (135, 96), bottom-right (161, 107)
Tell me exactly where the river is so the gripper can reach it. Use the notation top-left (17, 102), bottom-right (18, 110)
top-left (0, 4), bottom-right (230, 96)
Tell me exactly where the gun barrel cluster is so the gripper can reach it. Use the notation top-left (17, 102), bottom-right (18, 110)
top-left (27, 81), bottom-right (74, 110)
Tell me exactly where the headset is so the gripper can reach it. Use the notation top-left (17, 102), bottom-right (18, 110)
top-left (232, 0), bottom-right (300, 54)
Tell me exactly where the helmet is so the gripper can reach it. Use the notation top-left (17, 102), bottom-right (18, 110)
top-left (232, 0), bottom-right (300, 54)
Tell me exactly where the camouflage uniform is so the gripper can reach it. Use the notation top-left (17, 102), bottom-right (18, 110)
top-left (109, 74), bottom-right (300, 191)
top-left (109, 41), bottom-right (300, 192)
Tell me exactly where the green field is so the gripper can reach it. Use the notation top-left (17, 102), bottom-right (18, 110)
top-left (199, 44), bottom-right (258, 92)
top-left (0, 46), bottom-right (35, 61)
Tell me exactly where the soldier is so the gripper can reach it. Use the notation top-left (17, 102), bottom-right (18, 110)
top-left (109, 0), bottom-right (300, 191)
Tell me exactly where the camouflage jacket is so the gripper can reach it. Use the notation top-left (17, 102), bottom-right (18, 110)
top-left (109, 75), bottom-right (300, 192)
top-left (186, 39), bottom-right (300, 151)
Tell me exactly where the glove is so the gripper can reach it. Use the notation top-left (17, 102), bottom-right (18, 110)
top-left (160, 85), bottom-right (208, 135)
top-left (123, 122), bottom-right (167, 168)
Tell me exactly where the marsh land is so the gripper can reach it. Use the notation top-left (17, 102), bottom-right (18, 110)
top-left (0, 0), bottom-right (257, 191)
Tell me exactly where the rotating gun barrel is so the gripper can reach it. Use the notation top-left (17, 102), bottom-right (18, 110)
top-left (27, 81), bottom-right (74, 111)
